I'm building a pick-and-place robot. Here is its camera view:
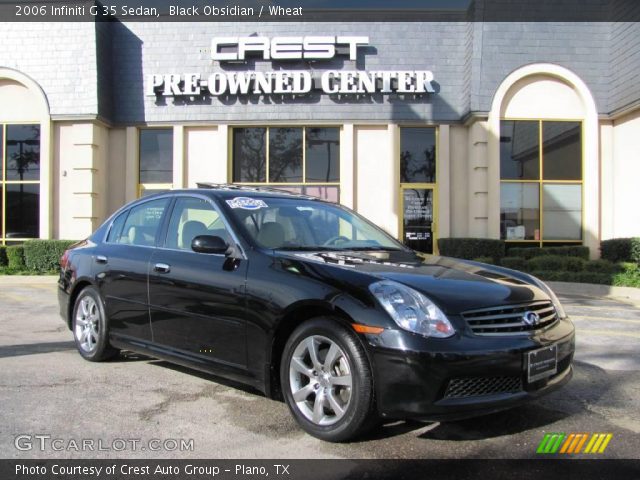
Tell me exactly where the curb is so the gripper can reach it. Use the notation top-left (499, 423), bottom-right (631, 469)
top-left (548, 281), bottom-right (640, 304)
top-left (0, 275), bottom-right (57, 285)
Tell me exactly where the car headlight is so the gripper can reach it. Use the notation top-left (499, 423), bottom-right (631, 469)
top-left (368, 280), bottom-right (455, 338)
top-left (529, 276), bottom-right (567, 319)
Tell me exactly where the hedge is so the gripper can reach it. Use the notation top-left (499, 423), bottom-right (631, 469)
top-left (534, 270), bottom-right (640, 286)
top-left (584, 259), bottom-right (623, 274)
top-left (0, 245), bottom-right (7, 267)
top-left (6, 245), bottom-right (26, 270)
top-left (527, 255), bottom-right (570, 271)
top-left (23, 240), bottom-right (78, 273)
top-left (500, 256), bottom-right (528, 271)
top-left (508, 245), bottom-right (589, 260)
top-left (600, 238), bottom-right (640, 263)
top-left (437, 238), bottom-right (505, 261)
top-left (472, 256), bottom-right (494, 265)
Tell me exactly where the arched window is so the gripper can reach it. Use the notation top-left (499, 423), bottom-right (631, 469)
top-left (0, 71), bottom-right (49, 244)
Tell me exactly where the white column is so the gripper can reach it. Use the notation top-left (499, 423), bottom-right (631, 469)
top-left (437, 125), bottom-right (451, 239)
top-left (173, 125), bottom-right (185, 189)
top-left (599, 122), bottom-right (614, 241)
top-left (39, 119), bottom-right (52, 239)
top-left (125, 127), bottom-right (138, 202)
top-left (468, 121), bottom-right (489, 238)
top-left (339, 124), bottom-right (355, 209)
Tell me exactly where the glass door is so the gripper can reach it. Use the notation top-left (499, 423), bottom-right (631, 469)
top-left (401, 186), bottom-right (436, 254)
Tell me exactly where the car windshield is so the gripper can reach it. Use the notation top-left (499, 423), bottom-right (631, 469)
top-left (224, 196), bottom-right (406, 251)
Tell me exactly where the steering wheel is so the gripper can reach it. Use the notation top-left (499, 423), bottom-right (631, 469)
top-left (323, 235), bottom-right (350, 246)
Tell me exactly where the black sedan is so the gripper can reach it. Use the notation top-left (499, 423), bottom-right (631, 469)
top-left (58, 185), bottom-right (574, 442)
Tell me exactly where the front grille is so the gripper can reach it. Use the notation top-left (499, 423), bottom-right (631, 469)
top-left (462, 301), bottom-right (558, 336)
top-left (444, 376), bottom-right (523, 399)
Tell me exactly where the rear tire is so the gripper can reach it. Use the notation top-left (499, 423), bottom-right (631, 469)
top-left (71, 286), bottom-right (119, 362)
top-left (280, 317), bottom-right (376, 442)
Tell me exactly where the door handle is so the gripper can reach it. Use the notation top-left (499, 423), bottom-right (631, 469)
top-left (154, 263), bottom-right (171, 274)
top-left (96, 255), bottom-right (108, 264)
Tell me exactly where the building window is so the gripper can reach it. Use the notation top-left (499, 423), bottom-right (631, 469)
top-left (400, 127), bottom-right (436, 183)
top-left (139, 128), bottom-right (173, 197)
top-left (399, 127), bottom-right (437, 254)
top-left (1, 124), bottom-right (40, 244)
top-left (500, 120), bottom-right (582, 245)
top-left (231, 127), bottom-right (340, 202)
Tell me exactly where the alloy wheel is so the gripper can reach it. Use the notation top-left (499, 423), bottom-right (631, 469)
top-left (288, 335), bottom-right (353, 426)
top-left (74, 296), bottom-right (100, 353)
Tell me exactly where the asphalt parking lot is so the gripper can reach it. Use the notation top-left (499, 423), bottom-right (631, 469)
top-left (1, 278), bottom-right (639, 459)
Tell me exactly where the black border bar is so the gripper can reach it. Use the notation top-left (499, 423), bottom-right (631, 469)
top-left (2, 459), bottom-right (640, 480)
top-left (1, 0), bottom-right (640, 22)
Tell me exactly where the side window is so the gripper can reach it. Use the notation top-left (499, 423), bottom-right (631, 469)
top-left (105, 210), bottom-right (129, 244)
top-left (117, 198), bottom-right (169, 246)
top-left (165, 197), bottom-right (231, 251)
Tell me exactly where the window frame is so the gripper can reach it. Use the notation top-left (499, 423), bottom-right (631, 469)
top-left (161, 195), bottom-right (229, 252)
top-left (112, 197), bottom-right (171, 248)
top-left (397, 125), bottom-right (439, 255)
top-left (229, 126), bottom-right (341, 202)
top-left (1, 122), bottom-right (41, 245)
top-left (499, 118), bottom-right (584, 246)
top-left (138, 127), bottom-right (174, 198)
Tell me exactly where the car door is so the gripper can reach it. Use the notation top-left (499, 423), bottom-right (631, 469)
top-left (95, 197), bottom-right (171, 343)
top-left (148, 195), bottom-right (248, 369)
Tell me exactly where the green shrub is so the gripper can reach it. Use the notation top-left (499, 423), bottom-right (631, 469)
top-left (23, 240), bottom-right (78, 273)
top-left (554, 246), bottom-right (590, 260)
top-left (499, 256), bottom-right (528, 271)
top-left (0, 245), bottom-right (7, 267)
top-left (6, 245), bottom-right (26, 270)
top-left (620, 262), bottom-right (639, 274)
top-left (437, 238), bottom-right (505, 261)
top-left (527, 255), bottom-right (567, 271)
top-left (565, 257), bottom-right (586, 271)
top-left (576, 272), bottom-right (612, 284)
top-left (612, 268), bottom-right (640, 288)
top-left (528, 265), bottom-right (640, 287)
top-left (600, 238), bottom-right (640, 263)
top-left (506, 247), bottom-right (541, 259)
top-left (508, 245), bottom-right (589, 260)
top-left (584, 259), bottom-right (622, 274)
top-left (472, 256), bottom-right (494, 264)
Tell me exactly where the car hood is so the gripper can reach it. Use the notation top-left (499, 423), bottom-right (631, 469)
top-left (275, 249), bottom-right (549, 314)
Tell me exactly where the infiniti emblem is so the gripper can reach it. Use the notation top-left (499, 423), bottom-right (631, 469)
top-left (522, 311), bottom-right (540, 326)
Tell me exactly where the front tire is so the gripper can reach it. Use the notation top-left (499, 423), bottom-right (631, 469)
top-left (280, 317), bottom-right (376, 442)
top-left (72, 286), bottom-right (118, 362)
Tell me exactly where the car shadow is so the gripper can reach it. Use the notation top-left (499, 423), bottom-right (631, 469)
top-left (419, 404), bottom-right (570, 441)
top-left (0, 341), bottom-right (75, 358)
top-left (352, 403), bottom-right (570, 443)
top-left (147, 358), bottom-right (265, 397)
top-left (115, 350), bottom-right (154, 362)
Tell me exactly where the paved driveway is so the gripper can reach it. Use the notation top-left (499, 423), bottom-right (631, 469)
top-left (1, 278), bottom-right (639, 459)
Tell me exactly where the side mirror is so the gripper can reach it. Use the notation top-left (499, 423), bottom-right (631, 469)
top-left (191, 235), bottom-right (229, 255)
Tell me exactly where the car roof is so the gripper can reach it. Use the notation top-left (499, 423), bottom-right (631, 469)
top-left (143, 184), bottom-right (322, 202)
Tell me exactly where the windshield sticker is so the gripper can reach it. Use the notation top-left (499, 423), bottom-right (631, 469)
top-left (226, 197), bottom-right (268, 210)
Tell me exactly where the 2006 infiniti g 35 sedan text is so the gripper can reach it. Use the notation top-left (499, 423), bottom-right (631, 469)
top-left (58, 185), bottom-right (575, 442)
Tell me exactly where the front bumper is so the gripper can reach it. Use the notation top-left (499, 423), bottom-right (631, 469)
top-left (367, 317), bottom-right (575, 421)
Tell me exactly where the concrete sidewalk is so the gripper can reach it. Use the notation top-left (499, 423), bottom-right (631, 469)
top-left (0, 275), bottom-right (57, 285)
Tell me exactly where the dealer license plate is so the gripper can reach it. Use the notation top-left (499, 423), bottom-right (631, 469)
top-left (527, 345), bottom-right (558, 382)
